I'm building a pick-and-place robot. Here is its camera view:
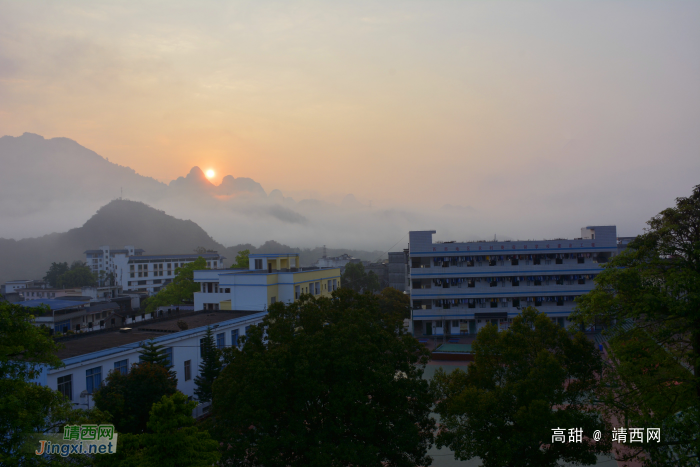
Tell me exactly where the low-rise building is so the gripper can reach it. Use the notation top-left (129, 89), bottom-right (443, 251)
top-left (32, 311), bottom-right (266, 415)
top-left (313, 254), bottom-right (355, 269)
top-left (194, 253), bottom-right (341, 311)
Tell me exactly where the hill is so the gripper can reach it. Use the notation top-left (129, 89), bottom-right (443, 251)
top-left (0, 199), bottom-right (226, 284)
top-left (0, 199), bottom-right (387, 285)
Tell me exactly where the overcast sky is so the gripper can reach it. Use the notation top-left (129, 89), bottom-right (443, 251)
top-left (1, 1), bottom-right (699, 241)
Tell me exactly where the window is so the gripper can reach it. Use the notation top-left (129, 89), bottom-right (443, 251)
top-left (254, 259), bottom-right (263, 270)
top-left (162, 347), bottom-right (173, 367)
top-left (245, 325), bottom-right (251, 335)
top-left (114, 359), bottom-right (128, 375)
top-left (327, 280), bottom-right (332, 291)
top-left (270, 296), bottom-right (276, 304)
top-left (130, 265), bottom-right (134, 271)
top-left (184, 360), bottom-right (192, 381)
top-left (332, 279), bottom-right (337, 290)
top-left (231, 329), bottom-right (239, 347)
top-left (216, 332), bottom-right (225, 349)
top-left (207, 262), bottom-right (211, 268)
top-left (315, 282), bottom-right (320, 294)
top-left (57, 374), bottom-right (72, 400)
top-left (86, 367), bottom-right (102, 394)
top-left (295, 285), bottom-right (300, 299)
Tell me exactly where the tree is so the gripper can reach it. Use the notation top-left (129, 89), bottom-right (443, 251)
top-left (138, 339), bottom-right (176, 381)
top-left (571, 184), bottom-right (700, 465)
top-left (340, 261), bottom-right (380, 293)
top-left (230, 249), bottom-right (250, 269)
top-left (365, 270), bottom-right (381, 293)
top-left (144, 257), bottom-right (206, 314)
top-left (43, 262), bottom-right (69, 288)
top-left (431, 307), bottom-right (611, 467)
top-left (212, 288), bottom-right (435, 466)
top-left (0, 300), bottom-right (108, 466)
top-left (140, 392), bottom-right (220, 467)
top-left (55, 261), bottom-right (98, 288)
top-left (194, 327), bottom-right (222, 403)
top-left (93, 362), bottom-right (177, 434)
top-left (94, 393), bottom-right (219, 467)
top-left (377, 286), bottom-right (411, 320)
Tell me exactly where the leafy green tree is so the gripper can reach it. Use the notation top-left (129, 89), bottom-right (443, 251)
top-left (144, 257), bottom-right (206, 314)
top-left (340, 261), bottom-right (369, 292)
top-left (94, 393), bottom-right (219, 467)
top-left (194, 327), bottom-right (222, 403)
top-left (378, 286), bottom-right (411, 320)
top-left (93, 362), bottom-right (177, 434)
top-left (432, 307), bottom-right (611, 467)
top-left (140, 392), bottom-right (220, 467)
top-left (365, 270), bottom-right (381, 293)
top-left (212, 288), bottom-right (435, 467)
top-left (43, 261), bottom-right (69, 288)
top-left (0, 300), bottom-right (108, 466)
top-left (571, 184), bottom-right (700, 465)
top-left (230, 249), bottom-right (250, 269)
top-left (55, 261), bottom-right (98, 288)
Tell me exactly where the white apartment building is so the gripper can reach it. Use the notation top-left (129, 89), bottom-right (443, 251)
top-left (85, 246), bottom-right (144, 286)
top-left (85, 247), bottom-right (226, 295)
top-left (125, 253), bottom-right (226, 295)
top-left (194, 253), bottom-right (340, 312)
top-left (33, 311), bottom-right (266, 413)
top-left (408, 226), bottom-right (617, 336)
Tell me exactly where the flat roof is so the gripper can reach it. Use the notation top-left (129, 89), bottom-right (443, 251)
top-left (248, 253), bottom-right (299, 257)
top-left (19, 299), bottom-right (88, 311)
top-left (129, 253), bottom-right (223, 261)
top-left (55, 311), bottom-right (264, 362)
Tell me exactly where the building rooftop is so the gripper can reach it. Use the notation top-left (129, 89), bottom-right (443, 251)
top-left (248, 253), bottom-right (299, 258)
top-left (129, 253), bottom-right (224, 261)
top-left (55, 310), bottom-right (263, 361)
top-left (84, 249), bottom-right (145, 254)
top-left (19, 299), bottom-right (88, 311)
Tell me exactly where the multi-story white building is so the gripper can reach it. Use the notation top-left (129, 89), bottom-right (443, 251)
top-left (32, 311), bottom-right (266, 414)
top-left (85, 246), bottom-right (225, 295)
top-left (408, 226), bottom-right (617, 336)
top-left (85, 246), bottom-right (144, 285)
top-left (194, 253), bottom-right (341, 312)
top-left (125, 253), bottom-right (225, 295)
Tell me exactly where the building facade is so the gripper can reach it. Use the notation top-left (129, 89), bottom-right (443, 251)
top-left (388, 251), bottom-right (408, 292)
top-left (408, 226), bottom-right (617, 336)
top-left (125, 253), bottom-right (225, 295)
top-left (194, 253), bottom-right (341, 312)
top-left (85, 246), bottom-right (144, 285)
top-left (33, 311), bottom-right (266, 415)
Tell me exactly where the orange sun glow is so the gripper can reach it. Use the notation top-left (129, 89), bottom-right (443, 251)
top-left (205, 169), bottom-right (215, 179)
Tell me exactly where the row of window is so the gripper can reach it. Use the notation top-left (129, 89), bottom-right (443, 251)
top-left (57, 349), bottom-right (176, 400)
top-left (414, 274), bottom-right (597, 289)
top-left (204, 326), bottom-right (251, 351)
top-left (294, 280), bottom-right (337, 299)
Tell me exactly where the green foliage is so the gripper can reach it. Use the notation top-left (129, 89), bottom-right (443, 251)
top-left (340, 262), bottom-right (380, 293)
top-left (0, 301), bottom-right (107, 466)
top-left (144, 257), bottom-right (206, 314)
top-left (94, 393), bottom-right (219, 467)
top-left (193, 327), bottom-right (222, 403)
top-left (377, 286), bottom-right (411, 319)
top-left (93, 362), bottom-right (177, 434)
top-left (432, 308), bottom-right (611, 467)
top-left (231, 248), bottom-right (250, 269)
top-left (52, 261), bottom-right (98, 288)
top-left (571, 184), bottom-right (700, 465)
top-left (140, 392), bottom-right (220, 467)
top-left (212, 288), bottom-right (435, 466)
top-left (44, 261), bottom-right (70, 288)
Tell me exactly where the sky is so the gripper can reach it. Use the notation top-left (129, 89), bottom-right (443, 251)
top-left (1, 0), bottom-right (699, 243)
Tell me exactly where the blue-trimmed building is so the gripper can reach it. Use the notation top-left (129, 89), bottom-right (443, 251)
top-left (33, 311), bottom-right (266, 416)
top-left (408, 226), bottom-right (617, 336)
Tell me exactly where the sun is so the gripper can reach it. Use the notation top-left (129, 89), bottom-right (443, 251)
top-left (205, 169), bottom-right (215, 179)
